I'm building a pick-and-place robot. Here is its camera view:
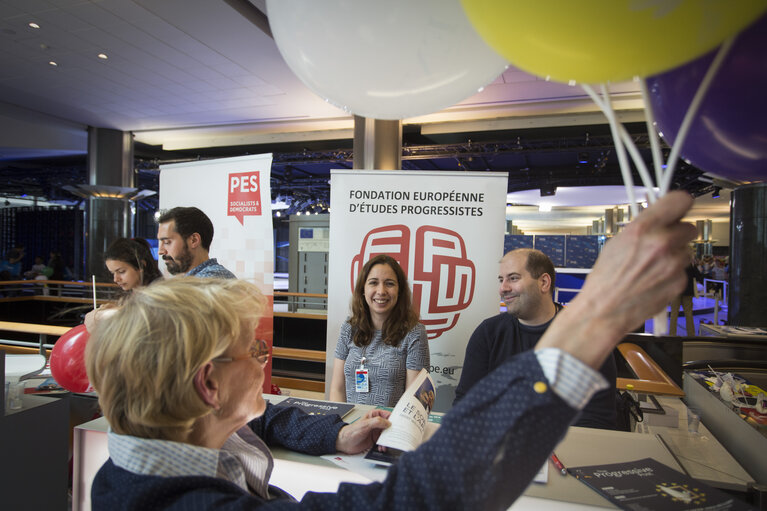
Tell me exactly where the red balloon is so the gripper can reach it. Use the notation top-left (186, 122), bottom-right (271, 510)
top-left (50, 324), bottom-right (93, 393)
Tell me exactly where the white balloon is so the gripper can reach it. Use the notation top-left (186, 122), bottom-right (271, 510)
top-left (266, 0), bottom-right (508, 120)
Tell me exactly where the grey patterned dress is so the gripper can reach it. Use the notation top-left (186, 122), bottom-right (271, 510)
top-left (334, 322), bottom-right (429, 407)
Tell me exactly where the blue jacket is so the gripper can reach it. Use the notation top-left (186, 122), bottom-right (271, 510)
top-left (92, 351), bottom-right (576, 510)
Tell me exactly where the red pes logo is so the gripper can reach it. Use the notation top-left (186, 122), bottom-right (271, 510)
top-left (351, 225), bottom-right (475, 340)
top-left (228, 171), bottom-right (262, 225)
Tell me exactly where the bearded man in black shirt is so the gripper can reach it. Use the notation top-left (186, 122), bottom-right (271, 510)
top-left (454, 248), bottom-right (618, 430)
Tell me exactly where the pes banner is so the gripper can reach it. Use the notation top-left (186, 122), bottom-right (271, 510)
top-left (327, 170), bottom-right (508, 411)
top-left (159, 153), bottom-right (274, 391)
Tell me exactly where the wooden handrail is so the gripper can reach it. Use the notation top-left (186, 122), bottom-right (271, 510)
top-left (1, 344), bottom-right (326, 363)
top-left (0, 321), bottom-right (72, 336)
top-left (274, 291), bottom-right (327, 299)
top-left (272, 346), bottom-right (325, 362)
top-left (273, 311), bottom-right (327, 320)
top-left (2, 284), bottom-right (328, 295)
top-left (272, 376), bottom-right (324, 393)
top-left (616, 378), bottom-right (684, 396)
top-left (617, 342), bottom-right (685, 397)
top-left (0, 296), bottom-right (115, 305)
top-left (0, 322), bottom-right (330, 395)
top-left (0, 279), bottom-right (118, 288)
top-left (272, 291), bottom-right (327, 319)
top-left (0, 345), bottom-right (53, 356)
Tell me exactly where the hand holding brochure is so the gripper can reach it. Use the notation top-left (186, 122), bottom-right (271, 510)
top-left (365, 369), bottom-right (438, 465)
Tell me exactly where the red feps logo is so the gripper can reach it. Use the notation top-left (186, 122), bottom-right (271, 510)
top-left (228, 171), bottom-right (262, 225)
top-left (351, 224), bottom-right (475, 339)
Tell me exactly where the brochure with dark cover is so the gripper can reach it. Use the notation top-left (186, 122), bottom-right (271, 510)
top-left (364, 445), bottom-right (407, 465)
top-left (568, 458), bottom-right (751, 510)
top-left (275, 397), bottom-right (354, 418)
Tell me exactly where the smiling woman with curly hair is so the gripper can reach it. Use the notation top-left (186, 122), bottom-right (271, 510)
top-left (329, 254), bottom-right (429, 407)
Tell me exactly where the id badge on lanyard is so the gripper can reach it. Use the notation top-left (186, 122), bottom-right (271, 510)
top-left (355, 356), bottom-right (369, 393)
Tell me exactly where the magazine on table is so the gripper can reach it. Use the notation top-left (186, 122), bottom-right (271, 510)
top-left (364, 368), bottom-right (439, 465)
top-left (275, 397), bottom-right (355, 418)
top-left (568, 457), bottom-right (751, 510)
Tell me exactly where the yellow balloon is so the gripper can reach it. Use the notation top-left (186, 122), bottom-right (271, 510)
top-left (461, 0), bottom-right (767, 84)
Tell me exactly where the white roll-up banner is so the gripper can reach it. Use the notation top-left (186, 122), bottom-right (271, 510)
top-left (327, 170), bottom-right (508, 411)
top-left (160, 153), bottom-right (274, 391)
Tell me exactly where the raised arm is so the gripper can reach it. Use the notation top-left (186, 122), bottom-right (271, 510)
top-left (312, 192), bottom-right (696, 510)
top-left (265, 193), bottom-right (697, 511)
top-left (536, 190), bottom-right (696, 369)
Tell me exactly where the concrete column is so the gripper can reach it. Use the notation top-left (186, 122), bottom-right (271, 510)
top-left (353, 115), bottom-right (402, 170)
top-left (728, 183), bottom-right (767, 326)
top-left (88, 128), bottom-right (134, 186)
top-left (85, 127), bottom-right (134, 279)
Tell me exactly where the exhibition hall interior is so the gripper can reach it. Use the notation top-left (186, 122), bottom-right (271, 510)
top-left (1, 1), bottom-right (766, 510)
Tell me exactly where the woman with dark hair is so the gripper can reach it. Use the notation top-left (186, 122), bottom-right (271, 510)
top-left (84, 238), bottom-right (162, 331)
top-left (330, 254), bottom-right (429, 407)
top-left (104, 238), bottom-right (162, 293)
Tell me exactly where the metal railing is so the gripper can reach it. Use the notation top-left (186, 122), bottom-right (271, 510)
top-left (273, 291), bottom-right (327, 318)
top-left (0, 279), bottom-right (121, 302)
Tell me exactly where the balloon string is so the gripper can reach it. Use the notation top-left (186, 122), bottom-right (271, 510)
top-left (660, 36), bottom-right (735, 195)
top-left (648, 79), bottom-right (675, 340)
top-left (582, 84), bottom-right (639, 217)
top-left (618, 127), bottom-right (657, 204)
top-left (639, 79), bottom-right (665, 187)
top-left (584, 83), bottom-right (663, 333)
top-left (582, 85), bottom-right (657, 203)
top-left (92, 275), bottom-right (97, 310)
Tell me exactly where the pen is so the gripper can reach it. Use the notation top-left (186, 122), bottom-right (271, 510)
top-left (550, 452), bottom-right (567, 476)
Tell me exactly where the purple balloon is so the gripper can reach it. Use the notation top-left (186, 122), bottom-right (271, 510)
top-left (647, 14), bottom-right (767, 182)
